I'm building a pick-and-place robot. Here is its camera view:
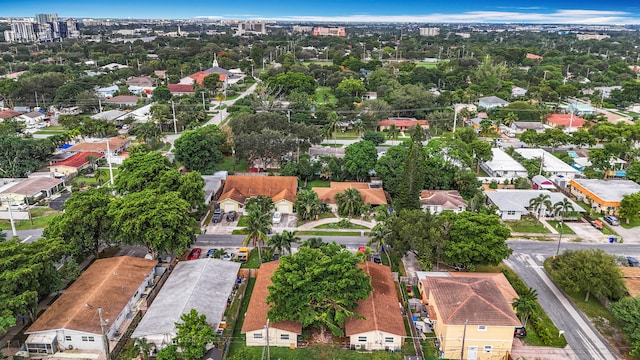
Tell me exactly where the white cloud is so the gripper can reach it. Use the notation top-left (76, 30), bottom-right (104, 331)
top-left (255, 9), bottom-right (639, 24)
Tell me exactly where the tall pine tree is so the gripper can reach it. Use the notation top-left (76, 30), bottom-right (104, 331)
top-left (395, 126), bottom-right (426, 210)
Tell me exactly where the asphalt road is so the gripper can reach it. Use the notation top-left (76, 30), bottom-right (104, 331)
top-left (195, 234), bottom-right (370, 249)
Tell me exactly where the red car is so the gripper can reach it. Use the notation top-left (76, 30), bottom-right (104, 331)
top-left (187, 248), bottom-right (202, 260)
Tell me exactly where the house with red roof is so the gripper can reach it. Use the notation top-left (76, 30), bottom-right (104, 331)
top-left (168, 84), bottom-right (195, 95)
top-left (526, 53), bottom-right (543, 60)
top-left (378, 118), bottom-right (429, 131)
top-left (49, 152), bottom-right (104, 178)
top-left (546, 113), bottom-right (588, 130)
top-left (0, 109), bottom-right (23, 121)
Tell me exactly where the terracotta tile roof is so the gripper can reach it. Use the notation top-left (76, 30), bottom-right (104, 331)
top-left (426, 277), bottom-right (521, 326)
top-left (219, 176), bottom-right (298, 204)
top-left (26, 257), bottom-right (156, 334)
top-left (0, 177), bottom-right (64, 197)
top-left (379, 119), bottom-right (429, 128)
top-left (447, 272), bottom-right (518, 305)
top-left (67, 137), bottom-right (131, 153)
top-left (546, 114), bottom-right (587, 128)
top-left (168, 84), bottom-right (195, 94)
top-left (241, 261), bottom-right (302, 334)
top-left (0, 110), bottom-right (22, 119)
top-left (52, 152), bottom-right (103, 169)
top-left (621, 267), bottom-right (640, 297)
top-left (313, 182), bottom-right (387, 205)
top-left (345, 262), bottom-right (405, 336)
top-left (420, 190), bottom-right (467, 211)
top-left (526, 53), bottom-right (543, 60)
top-left (126, 76), bottom-right (154, 87)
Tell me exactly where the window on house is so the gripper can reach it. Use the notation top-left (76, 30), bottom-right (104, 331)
top-left (88, 337), bottom-right (95, 342)
top-left (81, 336), bottom-right (88, 341)
top-left (65, 336), bottom-right (71, 341)
top-left (507, 211), bottom-right (516, 215)
top-left (385, 337), bottom-right (394, 343)
top-left (478, 325), bottom-right (487, 331)
top-left (484, 345), bottom-right (493, 353)
top-left (280, 334), bottom-right (289, 340)
top-left (253, 333), bottom-right (263, 339)
top-left (358, 336), bottom-right (367, 342)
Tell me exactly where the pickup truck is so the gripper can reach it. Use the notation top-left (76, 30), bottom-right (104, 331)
top-left (237, 247), bottom-right (250, 263)
top-left (591, 220), bottom-right (603, 230)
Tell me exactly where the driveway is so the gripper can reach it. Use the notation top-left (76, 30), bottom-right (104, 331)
top-left (564, 219), bottom-right (610, 243)
top-left (611, 224), bottom-right (640, 244)
top-left (271, 214), bottom-right (298, 232)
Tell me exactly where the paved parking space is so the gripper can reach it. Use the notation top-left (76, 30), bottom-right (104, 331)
top-left (271, 214), bottom-right (298, 231)
top-left (565, 220), bottom-right (610, 243)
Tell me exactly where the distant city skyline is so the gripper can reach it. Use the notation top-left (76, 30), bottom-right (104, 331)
top-left (4, 1), bottom-right (640, 24)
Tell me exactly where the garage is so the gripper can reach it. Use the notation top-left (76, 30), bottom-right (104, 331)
top-left (277, 204), bottom-right (290, 214)
top-left (224, 203), bottom-right (237, 212)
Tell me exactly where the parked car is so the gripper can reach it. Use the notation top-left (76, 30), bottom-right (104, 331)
top-left (206, 249), bottom-right (216, 258)
top-left (628, 257), bottom-right (640, 267)
top-left (371, 254), bottom-right (382, 264)
top-left (272, 211), bottom-right (282, 224)
top-left (590, 220), bottom-right (603, 230)
top-left (222, 252), bottom-right (234, 261)
top-left (272, 253), bottom-right (280, 261)
top-left (226, 211), bottom-right (238, 222)
top-left (10, 204), bottom-right (28, 210)
top-left (514, 327), bottom-right (527, 338)
top-left (603, 215), bottom-right (620, 226)
top-left (187, 248), bottom-right (202, 260)
top-left (237, 247), bottom-right (250, 263)
top-left (212, 208), bottom-right (224, 223)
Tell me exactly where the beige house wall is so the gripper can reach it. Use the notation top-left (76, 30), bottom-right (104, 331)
top-left (348, 330), bottom-right (403, 351)
top-left (244, 328), bottom-right (298, 348)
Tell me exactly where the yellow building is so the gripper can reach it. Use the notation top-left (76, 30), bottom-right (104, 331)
top-left (241, 261), bottom-right (302, 347)
top-left (569, 178), bottom-right (640, 215)
top-left (421, 275), bottom-right (521, 360)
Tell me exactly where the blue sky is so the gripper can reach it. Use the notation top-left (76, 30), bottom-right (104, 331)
top-left (3, 0), bottom-right (640, 24)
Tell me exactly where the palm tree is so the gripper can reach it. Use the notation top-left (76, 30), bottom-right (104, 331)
top-left (553, 199), bottom-right (575, 256)
top-left (503, 112), bottom-right (519, 127)
top-left (334, 188), bottom-right (364, 218)
top-left (294, 189), bottom-right (323, 221)
top-left (301, 237), bottom-right (325, 248)
top-left (242, 205), bottom-right (271, 264)
top-left (528, 193), bottom-right (552, 224)
top-left (513, 287), bottom-right (539, 328)
top-left (387, 124), bottom-right (400, 141)
top-left (94, 168), bottom-right (108, 186)
top-left (135, 337), bottom-right (153, 360)
top-left (215, 91), bottom-right (226, 109)
top-left (479, 119), bottom-right (493, 136)
top-left (267, 230), bottom-right (298, 256)
top-left (353, 119), bottom-right (365, 139)
top-left (327, 111), bottom-right (339, 146)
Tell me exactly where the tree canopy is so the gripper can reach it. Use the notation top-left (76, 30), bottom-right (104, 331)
top-left (267, 243), bottom-right (373, 337)
top-left (173, 124), bottom-right (226, 174)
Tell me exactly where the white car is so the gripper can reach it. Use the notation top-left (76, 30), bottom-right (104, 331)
top-left (272, 211), bottom-right (282, 224)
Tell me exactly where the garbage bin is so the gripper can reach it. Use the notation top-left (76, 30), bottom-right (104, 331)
top-left (609, 237), bottom-right (615, 243)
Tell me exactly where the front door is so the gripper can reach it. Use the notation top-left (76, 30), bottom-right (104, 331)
top-left (467, 346), bottom-right (478, 360)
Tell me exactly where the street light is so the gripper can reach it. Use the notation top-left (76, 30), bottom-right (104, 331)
top-left (1, 197), bottom-right (17, 237)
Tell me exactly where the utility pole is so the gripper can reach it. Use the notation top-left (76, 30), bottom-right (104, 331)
top-left (460, 320), bottom-right (467, 360)
top-left (202, 92), bottom-right (206, 111)
top-left (2, 197), bottom-right (17, 237)
top-left (98, 98), bottom-right (103, 113)
top-left (98, 307), bottom-right (111, 360)
top-left (106, 139), bottom-right (114, 185)
top-left (453, 107), bottom-right (458, 133)
top-left (171, 101), bottom-right (177, 134)
top-left (35, 92), bottom-right (39, 108)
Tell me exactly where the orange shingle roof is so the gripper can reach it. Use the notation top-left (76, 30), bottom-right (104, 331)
top-left (240, 261), bottom-right (302, 334)
top-left (345, 262), bottom-right (405, 336)
top-left (420, 190), bottom-right (467, 211)
top-left (426, 277), bottom-right (521, 326)
top-left (27, 257), bottom-right (156, 334)
top-left (313, 182), bottom-right (387, 205)
top-left (379, 119), bottom-right (429, 128)
top-left (67, 137), bottom-right (131, 153)
top-left (546, 114), bottom-right (587, 128)
top-left (219, 176), bottom-right (298, 204)
top-left (168, 84), bottom-right (195, 93)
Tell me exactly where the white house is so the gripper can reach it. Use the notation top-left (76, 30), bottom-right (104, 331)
top-left (514, 148), bottom-right (580, 179)
top-left (132, 259), bottom-right (240, 350)
top-left (481, 148), bottom-right (528, 178)
top-left (25, 257), bottom-right (157, 355)
top-left (511, 86), bottom-right (527, 98)
top-left (17, 110), bottom-right (46, 127)
top-left (345, 262), bottom-right (405, 351)
top-left (478, 96), bottom-right (509, 110)
top-left (241, 261), bottom-right (302, 347)
top-left (95, 85), bottom-right (119, 98)
top-left (484, 189), bottom-right (584, 220)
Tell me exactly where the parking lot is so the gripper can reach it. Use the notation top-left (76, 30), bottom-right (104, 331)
top-left (565, 219), bottom-right (614, 243)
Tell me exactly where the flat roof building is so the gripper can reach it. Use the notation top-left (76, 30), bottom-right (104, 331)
top-left (568, 179), bottom-right (640, 216)
top-left (132, 259), bottom-right (240, 349)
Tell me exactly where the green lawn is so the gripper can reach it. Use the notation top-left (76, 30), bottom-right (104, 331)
top-left (315, 86), bottom-right (337, 105)
top-left (236, 215), bottom-right (247, 227)
top-left (620, 217), bottom-right (640, 229)
top-left (295, 230), bottom-right (367, 236)
top-left (34, 130), bottom-right (66, 135)
top-left (305, 179), bottom-right (330, 189)
top-left (334, 131), bottom-right (359, 139)
top-left (0, 207), bottom-right (60, 231)
top-left (216, 156), bottom-right (249, 173)
top-left (240, 248), bottom-right (262, 269)
top-left (507, 218), bottom-right (552, 233)
top-left (315, 222), bottom-right (369, 230)
top-left (414, 61), bottom-right (439, 68)
top-left (546, 220), bottom-right (576, 235)
top-left (321, 143), bottom-right (343, 148)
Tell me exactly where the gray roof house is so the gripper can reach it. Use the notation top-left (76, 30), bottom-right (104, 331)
top-left (478, 96), bottom-right (509, 110)
top-left (480, 148), bottom-right (528, 178)
top-left (485, 189), bottom-right (584, 221)
top-left (131, 259), bottom-right (240, 349)
top-left (203, 171), bottom-right (228, 205)
top-left (511, 122), bottom-right (546, 134)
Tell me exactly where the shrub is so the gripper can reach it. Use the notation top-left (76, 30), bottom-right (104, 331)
top-left (489, 180), bottom-right (499, 189)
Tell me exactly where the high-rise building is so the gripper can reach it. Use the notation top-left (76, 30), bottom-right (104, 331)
top-left (236, 21), bottom-right (267, 36)
top-left (36, 13), bottom-right (58, 25)
top-left (312, 27), bottom-right (346, 37)
top-left (419, 27), bottom-right (440, 36)
top-left (3, 13), bottom-right (78, 43)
